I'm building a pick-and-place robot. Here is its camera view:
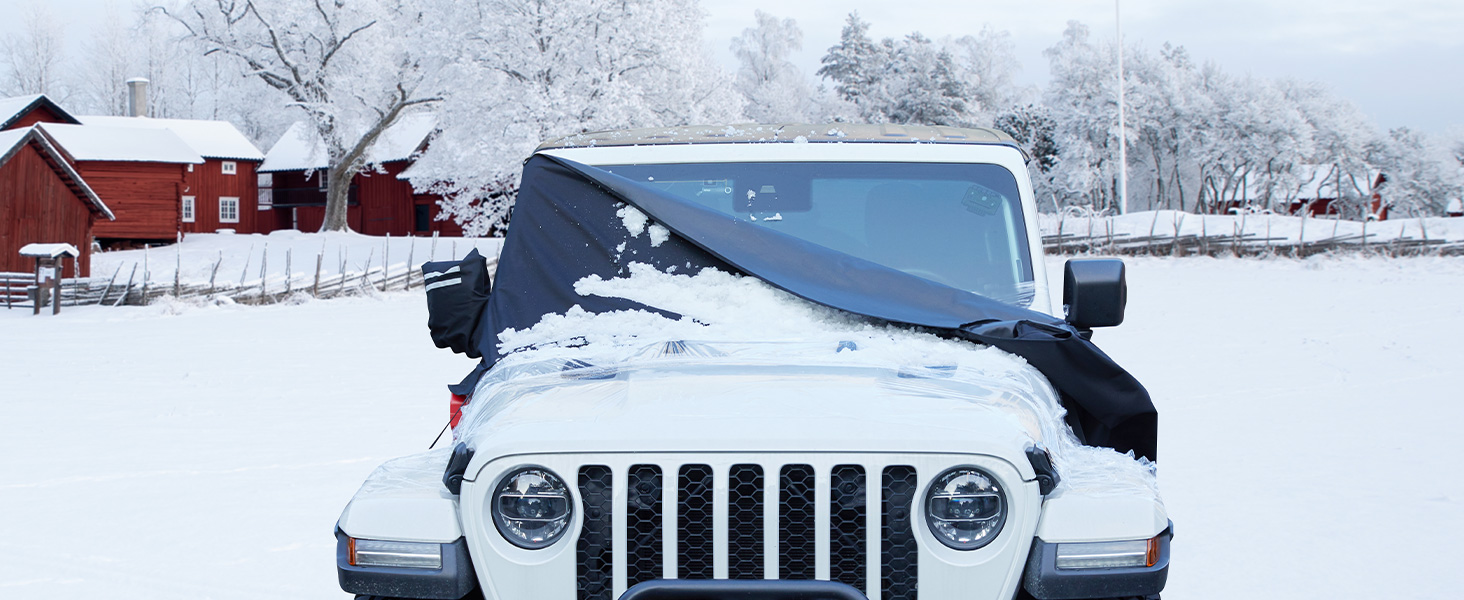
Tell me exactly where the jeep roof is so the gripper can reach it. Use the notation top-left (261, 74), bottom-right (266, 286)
top-left (536, 122), bottom-right (1022, 152)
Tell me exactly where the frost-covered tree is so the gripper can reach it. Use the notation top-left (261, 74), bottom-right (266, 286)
top-left (1367, 128), bottom-right (1464, 216)
top-left (731, 11), bottom-right (812, 123)
top-left (410, 0), bottom-right (743, 236)
top-left (949, 26), bottom-right (1026, 119)
top-left (1, 1), bottom-right (67, 97)
top-left (168, 0), bottom-right (448, 232)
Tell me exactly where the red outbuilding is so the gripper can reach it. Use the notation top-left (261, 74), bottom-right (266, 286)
top-left (0, 94), bottom-right (81, 131)
top-left (258, 115), bottom-right (462, 236)
top-left (0, 127), bottom-right (114, 276)
top-left (37, 122), bottom-right (202, 246)
top-left (80, 116), bottom-right (265, 235)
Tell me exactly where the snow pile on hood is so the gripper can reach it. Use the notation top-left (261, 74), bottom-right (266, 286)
top-left (497, 262), bottom-right (1023, 372)
top-left (490, 262), bottom-right (1160, 500)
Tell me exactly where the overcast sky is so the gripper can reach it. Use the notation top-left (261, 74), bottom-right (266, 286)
top-left (703, 0), bottom-right (1463, 134)
top-left (6, 0), bottom-right (1461, 135)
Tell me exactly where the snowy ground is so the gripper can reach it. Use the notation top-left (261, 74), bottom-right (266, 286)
top-left (2, 254), bottom-right (1462, 599)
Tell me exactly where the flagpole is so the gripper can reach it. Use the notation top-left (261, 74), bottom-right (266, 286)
top-left (1116, 0), bottom-right (1128, 215)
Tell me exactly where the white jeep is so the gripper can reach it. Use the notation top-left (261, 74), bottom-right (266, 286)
top-left (334, 124), bottom-right (1170, 600)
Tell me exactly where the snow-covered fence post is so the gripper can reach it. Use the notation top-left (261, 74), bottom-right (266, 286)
top-left (115, 264), bottom-right (137, 307)
top-left (429, 231), bottom-right (439, 261)
top-left (238, 244), bottom-right (254, 295)
top-left (337, 247), bottom-right (349, 298)
top-left (208, 252), bottom-right (222, 298)
top-left (98, 263), bottom-right (122, 306)
top-left (382, 235), bottom-right (390, 292)
top-left (313, 247), bottom-right (324, 298)
top-left (259, 244), bottom-right (268, 303)
top-left (285, 248), bottom-right (293, 296)
top-left (404, 240), bottom-right (415, 290)
top-left (141, 245), bottom-right (150, 301)
top-left (173, 234), bottom-right (182, 298)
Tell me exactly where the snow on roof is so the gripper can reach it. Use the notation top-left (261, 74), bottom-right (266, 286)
top-left (19, 243), bottom-right (80, 258)
top-left (259, 113), bottom-right (436, 172)
top-left (38, 123), bottom-right (203, 164)
top-left (0, 126), bottom-right (113, 220)
top-left (0, 93), bottom-right (80, 129)
top-left (79, 115), bottom-right (264, 161)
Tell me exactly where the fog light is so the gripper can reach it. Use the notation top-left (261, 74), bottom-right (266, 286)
top-left (1054, 537), bottom-right (1157, 569)
top-left (349, 538), bottom-right (443, 569)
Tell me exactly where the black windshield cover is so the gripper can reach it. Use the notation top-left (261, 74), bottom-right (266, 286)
top-left (468, 155), bottom-right (1157, 461)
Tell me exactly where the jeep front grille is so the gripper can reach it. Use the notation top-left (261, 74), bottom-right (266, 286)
top-left (575, 462), bottom-right (919, 600)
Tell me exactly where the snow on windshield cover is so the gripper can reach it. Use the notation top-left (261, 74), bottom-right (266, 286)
top-left (477, 248), bottom-right (1154, 500)
top-left (602, 162), bottom-right (1037, 306)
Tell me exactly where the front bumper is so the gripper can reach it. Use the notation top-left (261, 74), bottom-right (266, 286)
top-left (336, 528), bottom-right (478, 600)
top-left (1020, 522), bottom-right (1172, 600)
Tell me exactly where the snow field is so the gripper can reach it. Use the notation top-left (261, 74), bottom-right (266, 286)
top-left (1, 254), bottom-right (1461, 598)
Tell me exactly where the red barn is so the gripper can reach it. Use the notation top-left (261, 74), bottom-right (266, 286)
top-left (258, 115), bottom-right (462, 236)
top-left (0, 127), bottom-right (113, 276)
top-left (37, 122), bottom-right (203, 245)
top-left (0, 94), bottom-right (80, 131)
top-left (80, 116), bottom-right (265, 235)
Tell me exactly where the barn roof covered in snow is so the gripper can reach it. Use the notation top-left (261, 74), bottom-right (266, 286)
top-left (0, 127), bottom-right (113, 219)
top-left (79, 115), bottom-right (264, 161)
top-left (38, 123), bottom-right (204, 164)
top-left (0, 94), bottom-right (81, 129)
top-left (259, 113), bottom-right (436, 173)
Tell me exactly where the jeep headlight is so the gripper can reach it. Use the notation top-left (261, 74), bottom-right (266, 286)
top-left (925, 467), bottom-right (1006, 550)
top-left (491, 467), bottom-right (573, 549)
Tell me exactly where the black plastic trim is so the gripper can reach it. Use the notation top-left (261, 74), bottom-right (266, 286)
top-left (1025, 446), bottom-right (1060, 496)
top-left (1021, 522), bottom-right (1172, 600)
top-left (619, 579), bottom-right (868, 600)
top-left (336, 529), bottom-right (478, 600)
top-left (442, 443), bottom-right (474, 495)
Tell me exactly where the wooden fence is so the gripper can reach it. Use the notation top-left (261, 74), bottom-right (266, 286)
top-left (3, 249), bottom-right (497, 310)
top-left (1043, 216), bottom-right (1464, 258)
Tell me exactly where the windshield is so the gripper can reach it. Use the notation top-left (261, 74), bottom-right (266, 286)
top-left (603, 161), bottom-right (1036, 306)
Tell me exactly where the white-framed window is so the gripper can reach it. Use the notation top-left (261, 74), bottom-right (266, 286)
top-left (219, 197), bottom-right (240, 223)
top-left (316, 171), bottom-right (328, 191)
top-left (187, 163), bottom-right (194, 172)
top-left (257, 173), bottom-right (273, 211)
top-left (221, 161), bottom-right (237, 175)
top-left (181, 196), bottom-right (196, 223)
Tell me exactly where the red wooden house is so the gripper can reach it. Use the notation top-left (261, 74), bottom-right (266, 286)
top-left (37, 122), bottom-right (203, 246)
top-left (0, 127), bottom-right (113, 276)
top-left (258, 114), bottom-right (462, 236)
top-left (0, 94), bottom-right (80, 131)
top-left (80, 116), bottom-right (265, 235)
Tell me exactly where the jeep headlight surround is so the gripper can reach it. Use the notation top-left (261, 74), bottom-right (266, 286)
top-left (925, 466), bottom-right (1006, 550)
top-left (491, 466), bottom-right (573, 549)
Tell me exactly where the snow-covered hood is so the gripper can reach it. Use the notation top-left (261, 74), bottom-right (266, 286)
top-left (456, 346), bottom-right (1067, 475)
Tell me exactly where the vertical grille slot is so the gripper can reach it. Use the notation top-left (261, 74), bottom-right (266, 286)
top-left (779, 464), bottom-right (816, 579)
top-left (727, 464), bottom-right (765, 580)
top-left (882, 466), bottom-right (919, 600)
top-left (678, 465), bottom-right (714, 579)
top-left (577, 466), bottom-right (614, 600)
top-left (829, 465), bottom-right (867, 592)
top-left (626, 464), bottom-right (663, 589)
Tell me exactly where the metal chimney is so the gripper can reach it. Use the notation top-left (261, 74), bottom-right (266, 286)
top-left (126, 77), bottom-right (149, 117)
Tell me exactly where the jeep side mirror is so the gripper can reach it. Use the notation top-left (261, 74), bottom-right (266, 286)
top-left (1063, 258), bottom-right (1126, 328)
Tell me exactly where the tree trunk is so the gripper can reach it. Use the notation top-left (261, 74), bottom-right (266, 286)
top-left (320, 165), bottom-right (354, 232)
